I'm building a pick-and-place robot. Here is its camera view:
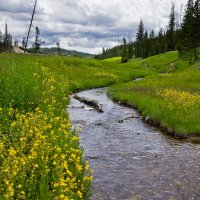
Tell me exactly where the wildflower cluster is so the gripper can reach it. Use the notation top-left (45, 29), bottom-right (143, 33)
top-left (95, 72), bottom-right (118, 82)
top-left (156, 89), bottom-right (200, 111)
top-left (0, 67), bottom-right (92, 199)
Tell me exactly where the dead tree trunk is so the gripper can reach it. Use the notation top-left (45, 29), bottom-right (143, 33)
top-left (24, 0), bottom-right (38, 53)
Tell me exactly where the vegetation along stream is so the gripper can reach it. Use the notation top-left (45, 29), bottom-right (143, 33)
top-left (68, 88), bottom-right (200, 200)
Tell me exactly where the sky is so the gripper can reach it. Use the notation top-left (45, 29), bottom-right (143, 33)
top-left (0, 0), bottom-right (188, 54)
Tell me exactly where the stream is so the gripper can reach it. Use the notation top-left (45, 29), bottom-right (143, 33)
top-left (68, 88), bottom-right (200, 200)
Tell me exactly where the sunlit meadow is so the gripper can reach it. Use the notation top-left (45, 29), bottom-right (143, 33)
top-left (0, 58), bottom-right (93, 199)
top-left (0, 53), bottom-right (149, 199)
top-left (0, 50), bottom-right (199, 199)
top-left (108, 68), bottom-right (200, 135)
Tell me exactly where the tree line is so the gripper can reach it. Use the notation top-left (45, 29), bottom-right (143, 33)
top-left (0, 22), bottom-right (63, 55)
top-left (0, 24), bottom-right (12, 52)
top-left (0, 23), bottom-right (45, 53)
top-left (96, 0), bottom-right (200, 63)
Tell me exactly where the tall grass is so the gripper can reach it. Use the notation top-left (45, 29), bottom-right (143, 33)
top-left (108, 67), bottom-right (200, 135)
top-left (0, 55), bottom-right (93, 199)
top-left (1, 50), bottom-right (197, 199)
top-left (0, 53), bottom-right (151, 92)
top-left (0, 52), bottom-right (152, 199)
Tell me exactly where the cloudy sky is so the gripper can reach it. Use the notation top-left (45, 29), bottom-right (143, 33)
top-left (0, 0), bottom-right (188, 54)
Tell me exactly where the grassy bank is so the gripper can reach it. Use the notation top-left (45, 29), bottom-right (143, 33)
top-left (0, 53), bottom-right (151, 199)
top-left (108, 52), bottom-right (200, 136)
top-left (0, 63), bottom-right (93, 199)
top-left (1, 51), bottom-right (198, 198)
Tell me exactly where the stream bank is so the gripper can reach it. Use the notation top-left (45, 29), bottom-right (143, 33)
top-left (108, 91), bottom-right (200, 143)
top-left (68, 88), bottom-right (200, 200)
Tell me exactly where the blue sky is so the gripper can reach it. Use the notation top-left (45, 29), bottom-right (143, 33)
top-left (0, 0), bottom-right (188, 54)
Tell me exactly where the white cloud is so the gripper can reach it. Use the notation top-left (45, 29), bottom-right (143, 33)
top-left (0, 0), bottom-right (188, 54)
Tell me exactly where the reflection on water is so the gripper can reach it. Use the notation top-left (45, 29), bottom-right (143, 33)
top-left (68, 88), bottom-right (200, 200)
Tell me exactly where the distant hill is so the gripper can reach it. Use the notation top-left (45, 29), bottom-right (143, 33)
top-left (40, 47), bottom-right (94, 58)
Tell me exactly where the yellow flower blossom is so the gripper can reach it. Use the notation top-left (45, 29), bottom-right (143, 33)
top-left (61, 154), bottom-right (65, 160)
top-left (59, 194), bottom-right (65, 199)
top-left (9, 148), bottom-right (17, 157)
top-left (76, 164), bottom-right (82, 171)
top-left (77, 191), bottom-right (83, 198)
top-left (0, 65), bottom-right (92, 199)
top-left (156, 89), bottom-right (200, 110)
top-left (53, 161), bottom-right (57, 165)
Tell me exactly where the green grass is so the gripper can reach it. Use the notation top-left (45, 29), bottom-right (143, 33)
top-left (0, 53), bottom-right (152, 92)
top-left (0, 53), bottom-right (152, 199)
top-left (0, 59), bottom-right (93, 199)
top-left (108, 55), bottom-right (200, 135)
top-left (0, 51), bottom-right (199, 199)
top-left (103, 57), bottom-right (121, 63)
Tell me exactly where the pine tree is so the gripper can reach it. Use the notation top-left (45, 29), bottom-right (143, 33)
top-left (0, 30), bottom-right (3, 43)
top-left (0, 23), bottom-right (13, 52)
top-left (136, 20), bottom-right (144, 42)
top-left (3, 23), bottom-right (10, 48)
top-left (193, 0), bottom-right (200, 60)
top-left (101, 47), bottom-right (105, 59)
top-left (128, 43), bottom-right (134, 59)
top-left (141, 30), bottom-right (149, 58)
top-left (158, 28), bottom-right (165, 53)
top-left (180, 0), bottom-right (196, 62)
top-left (167, 2), bottom-right (176, 51)
top-left (135, 20), bottom-right (144, 57)
top-left (0, 30), bottom-right (3, 52)
top-left (121, 38), bottom-right (128, 63)
top-left (149, 29), bottom-right (156, 56)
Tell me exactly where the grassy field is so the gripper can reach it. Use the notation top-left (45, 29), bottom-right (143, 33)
top-left (0, 53), bottom-right (151, 199)
top-left (108, 52), bottom-right (200, 136)
top-left (103, 57), bottom-right (121, 63)
top-left (0, 51), bottom-right (199, 199)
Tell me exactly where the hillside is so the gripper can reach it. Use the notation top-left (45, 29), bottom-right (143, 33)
top-left (40, 47), bottom-right (94, 58)
top-left (108, 52), bottom-right (200, 139)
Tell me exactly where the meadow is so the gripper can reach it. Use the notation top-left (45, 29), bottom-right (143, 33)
top-left (108, 52), bottom-right (200, 137)
top-left (0, 51), bottom-right (199, 199)
top-left (0, 53), bottom-right (149, 199)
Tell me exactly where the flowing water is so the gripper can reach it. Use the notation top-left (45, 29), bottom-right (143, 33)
top-left (68, 88), bottom-right (200, 200)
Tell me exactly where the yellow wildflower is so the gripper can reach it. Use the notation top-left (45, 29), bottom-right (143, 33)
top-left (59, 194), bottom-right (65, 199)
top-left (9, 148), bottom-right (17, 157)
top-left (76, 164), bottom-right (82, 171)
top-left (77, 191), bottom-right (83, 198)
top-left (53, 161), bottom-right (57, 165)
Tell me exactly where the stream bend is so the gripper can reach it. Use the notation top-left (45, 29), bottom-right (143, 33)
top-left (68, 88), bottom-right (200, 200)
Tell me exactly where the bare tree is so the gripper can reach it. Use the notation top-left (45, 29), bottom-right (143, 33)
top-left (24, 0), bottom-right (38, 52)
